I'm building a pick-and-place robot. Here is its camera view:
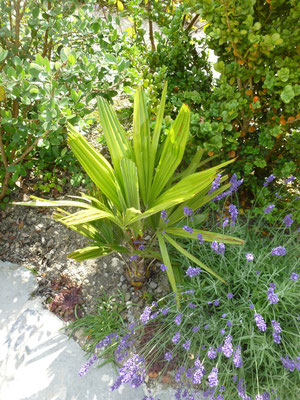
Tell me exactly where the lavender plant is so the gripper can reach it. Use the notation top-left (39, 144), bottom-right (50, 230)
top-left (79, 189), bottom-right (299, 399)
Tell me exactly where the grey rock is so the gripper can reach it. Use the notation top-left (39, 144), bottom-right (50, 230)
top-left (149, 281), bottom-right (158, 289)
top-left (125, 293), bottom-right (131, 302)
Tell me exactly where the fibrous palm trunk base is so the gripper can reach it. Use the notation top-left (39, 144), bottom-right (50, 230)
top-left (125, 258), bottom-right (151, 288)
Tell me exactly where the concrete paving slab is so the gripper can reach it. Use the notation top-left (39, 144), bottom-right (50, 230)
top-left (0, 261), bottom-right (177, 400)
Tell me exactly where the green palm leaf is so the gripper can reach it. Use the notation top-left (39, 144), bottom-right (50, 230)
top-left (164, 234), bottom-right (227, 284)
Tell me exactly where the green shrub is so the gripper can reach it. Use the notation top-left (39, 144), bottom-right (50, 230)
top-left (0, 0), bottom-right (139, 203)
top-left (194, 0), bottom-right (300, 197)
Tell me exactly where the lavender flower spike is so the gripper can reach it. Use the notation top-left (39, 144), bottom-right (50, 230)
top-left (283, 214), bottom-right (293, 227)
top-left (271, 246), bottom-right (286, 256)
top-left (172, 331), bottom-right (181, 344)
top-left (233, 345), bottom-right (243, 368)
top-left (140, 306), bottom-right (152, 324)
top-left (254, 313), bottom-right (267, 332)
top-left (209, 174), bottom-right (221, 194)
top-left (284, 176), bottom-right (295, 184)
top-left (78, 353), bottom-right (98, 376)
top-left (263, 174), bottom-right (275, 187)
top-left (267, 287), bottom-right (279, 305)
top-left (264, 204), bottom-right (275, 214)
top-left (229, 204), bottom-right (238, 225)
top-left (208, 367), bottom-right (219, 387)
top-left (246, 253), bottom-right (254, 261)
top-left (222, 335), bottom-right (233, 358)
top-left (290, 272), bottom-right (298, 281)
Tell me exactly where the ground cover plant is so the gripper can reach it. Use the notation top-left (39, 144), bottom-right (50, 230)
top-left (15, 84), bottom-right (244, 292)
top-left (76, 183), bottom-right (299, 399)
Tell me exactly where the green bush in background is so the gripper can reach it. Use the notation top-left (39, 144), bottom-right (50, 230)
top-left (193, 0), bottom-right (300, 198)
top-left (0, 0), bottom-right (140, 204)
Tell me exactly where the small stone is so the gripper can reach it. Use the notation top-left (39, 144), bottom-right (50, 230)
top-left (47, 239), bottom-right (54, 248)
top-left (149, 281), bottom-right (158, 289)
top-left (111, 257), bottom-right (121, 268)
top-left (122, 283), bottom-right (128, 290)
top-left (125, 293), bottom-right (131, 302)
top-left (35, 223), bottom-right (44, 233)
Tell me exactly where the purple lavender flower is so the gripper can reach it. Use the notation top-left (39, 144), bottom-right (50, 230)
top-left (208, 347), bottom-right (217, 359)
top-left (264, 204), bottom-right (275, 214)
top-left (219, 385), bottom-right (226, 393)
top-left (138, 244), bottom-right (145, 251)
top-left (140, 306), bottom-right (152, 324)
top-left (165, 352), bottom-right (173, 361)
top-left (185, 289), bottom-right (195, 295)
top-left (271, 246), bottom-right (286, 256)
top-left (78, 353), bottom-right (98, 376)
top-left (161, 307), bottom-right (169, 315)
top-left (262, 393), bottom-right (270, 400)
top-left (188, 302), bottom-right (196, 308)
top-left (223, 217), bottom-right (229, 228)
top-left (217, 345), bottom-right (223, 353)
top-left (130, 254), bottom-right (139, 262)
top-left (281, 355), bottom-right (295, 372)
top-left (254, 313), bottom-right (267, 332)
top-left (272, 332), bottom-right (281, 344)
top-left (229, 204), bottom-right (238, 225)
top-left (227, 293), bottom-right (233, 299)
top-left (237, 378), bottom-right (251, 400)
top-left (204, 324), bottom-right (209, 330)
top-left (220, 328), bottom-right (225, 335)
top-left (211, 241), bottom-right (219, 253)
top-left (218, 242), bottom-right (225, 255)
top-left (263, 174), bottom-right (276, 187)
top-left (183, 340), bottom-right (191, 351)
top-left (269, 282), bottom-right (276, 289)
top-left (175, 313), bottom-right (183, 326)
top-left (161, 210), bottom-right (167, 219)
top-left (284, 176), bottom-right (295, 184)
top-left (290, 272), bottom-right (298, 281)
top-left (227, 320), bottom-right (232, 327)
top-left (267, 287), bottom-right (279, 305)
top-left (214, 299), bottom-right (220, 306)
top-left (192, 326), bottom-right (200, 333)
top-left (184, 206), bottom-right (193, 217)
top-left (272, 320), bottom-right (281, 333)
top-left (183, 225), bottom-right (193, 234)
top-left (191, 360), bottom-right (205, 384)
top-left (160, 263), bottom-right (168, 272)
top-left (222, 313), bottom-right (227, 318)
top-left (209, 174), bottom-right (221, 194)
top-left (186, 266), bottom-right (201, 277)
top-left (175, 366), bottom-right (185, 383)
top-left (275, 192), bottom-right (281, 198)
top-left (233, 345), bottom-right (243, 368)
top-left (197, 233), bottom-right (204, 244)
top-left (222, 335), bottom-right (233, 358)
top-left (208, 367), bottom-right (219, 387)
top-left (213, 173), bottom-right (243, 201)
top-left (211, 241), bottom-right (225, 255)
top-left (246, 253), bottom-right (254, 261)
top-left (255, 395), bottom-right (264, 400)
top-left (172, 331), bottom-right (181, 344)
top-left (283, 214), bottom-right (293, 227)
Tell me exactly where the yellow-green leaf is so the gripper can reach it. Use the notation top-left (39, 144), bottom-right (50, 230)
top-left (164, 234), bottom-right (227, 284)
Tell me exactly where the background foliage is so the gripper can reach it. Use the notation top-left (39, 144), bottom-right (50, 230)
top-left (0, 0), bottom-right (140, 203)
